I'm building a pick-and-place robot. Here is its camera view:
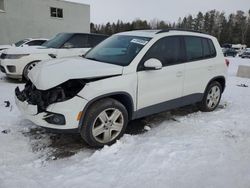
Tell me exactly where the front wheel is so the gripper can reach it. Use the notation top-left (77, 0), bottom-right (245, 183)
top-left (80, 98), bottom-right (128, 147)
top-left (199, 81), bottom-right (222, 112)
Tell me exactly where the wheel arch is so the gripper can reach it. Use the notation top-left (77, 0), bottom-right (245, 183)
top-left (22, 60), bottom-right (41, 74)
top-left (205, 76), bottom-right (226, 93)
top-left (79, 92), bottom-right (135, 129)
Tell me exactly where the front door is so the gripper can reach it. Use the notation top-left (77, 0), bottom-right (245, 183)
top-left (137, 36), bottom-right (185, 113)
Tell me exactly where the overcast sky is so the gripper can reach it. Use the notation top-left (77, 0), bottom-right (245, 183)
top-left (67, 0), bottom-right (250, 24)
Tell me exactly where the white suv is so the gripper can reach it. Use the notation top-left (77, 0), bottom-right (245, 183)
top-left (0, 38), bottom-right (48, 52)
top-left (0, 33), bottom-right (108, 80)
top-left (15, 29), bottom-right (228, 147)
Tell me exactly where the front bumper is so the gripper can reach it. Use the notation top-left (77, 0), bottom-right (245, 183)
top-left (15, 93), bottom-right (89, 130)
top-left (0, 59), bottom-right (26, 79)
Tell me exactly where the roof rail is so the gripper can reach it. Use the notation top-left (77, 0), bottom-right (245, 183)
top-left (156, 28), bottom-right (207, 34)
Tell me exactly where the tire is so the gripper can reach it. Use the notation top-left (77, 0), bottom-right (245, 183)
top-left (23, 61), bottom-right (40, 81)
top-left (199, 81), bottom-right (222, 112)
top-left (80, 98), bottom-right (128, 147)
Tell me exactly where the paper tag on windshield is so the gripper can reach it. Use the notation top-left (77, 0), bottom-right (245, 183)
top-left (131, 39), bottom-right (148, 45)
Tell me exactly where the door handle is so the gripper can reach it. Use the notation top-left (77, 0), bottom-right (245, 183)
top-left (176, 71), bottom-right (183, 77)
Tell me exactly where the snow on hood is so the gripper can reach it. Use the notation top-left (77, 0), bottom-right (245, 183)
top-left (3, 46), bottom-right (54, 55)
top-left (28, 57), bottom-right (124, 90)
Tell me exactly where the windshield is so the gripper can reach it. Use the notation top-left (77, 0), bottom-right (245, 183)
top-left (42, 33), bottom-right (72, 48)
top-left (15, 39), bottom-right (29, 47)
top-left (85, 35), bottom-right (151, 66)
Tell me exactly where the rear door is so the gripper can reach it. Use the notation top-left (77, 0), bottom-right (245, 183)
top-left (182, 36), bottom-right (217, 97)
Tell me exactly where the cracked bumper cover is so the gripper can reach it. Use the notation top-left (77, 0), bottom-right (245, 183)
top-left (15, 89), bottom-right (89, 130)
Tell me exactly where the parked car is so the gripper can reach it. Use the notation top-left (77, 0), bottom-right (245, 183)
top-left (15, 29), bottom-right (228, 147)
top-left (241, 51), bottom-right (250, 58)
top-left (223, 48), bottom-right (237, 57)
top-left (0, 38), bottom-right (48, 52)
top-left (0, 33), bottom-right (108, 80)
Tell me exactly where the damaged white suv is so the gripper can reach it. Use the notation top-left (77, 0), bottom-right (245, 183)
top-left (15, 29), bottom-right (228, 147)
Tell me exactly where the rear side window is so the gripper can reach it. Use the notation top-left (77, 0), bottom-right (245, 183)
top-left (184, 36), bottom-right (203, 61)
top-left (202, 38), bottom-right (210, 58)
top-left (63, 34), bottom-right (89, 48)
top-left (142, 36), bottom-right (184, 67)
top-left (184, 36), bottom-right (217, 61)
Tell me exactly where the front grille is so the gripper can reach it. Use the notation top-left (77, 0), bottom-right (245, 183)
top-left (0, 53), bottom-right (7, 59)
top-left (0, 65), bottom-right (6, 73)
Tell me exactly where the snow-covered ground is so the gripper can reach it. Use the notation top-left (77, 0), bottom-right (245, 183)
top-left (0, 57), bottom-right (250, 188)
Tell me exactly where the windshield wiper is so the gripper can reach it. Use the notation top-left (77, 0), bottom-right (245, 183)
top-left (85, 57), bottom-right (101, 62)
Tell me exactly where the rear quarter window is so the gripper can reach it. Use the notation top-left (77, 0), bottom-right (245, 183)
top-left (208, 39), bottom-right (216, 57)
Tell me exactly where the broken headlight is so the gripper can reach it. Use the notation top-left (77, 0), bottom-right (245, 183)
top-left (16, 79), bottom-right (86, 111)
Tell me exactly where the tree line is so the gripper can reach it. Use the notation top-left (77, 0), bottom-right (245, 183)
top-left (90, 9), bottom-right (250, 47)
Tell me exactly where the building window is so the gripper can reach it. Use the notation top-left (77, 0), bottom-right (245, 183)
top-left (0, 0), bottom-right (5, 11)
top-left (50, 7), bottom-right (63, 18)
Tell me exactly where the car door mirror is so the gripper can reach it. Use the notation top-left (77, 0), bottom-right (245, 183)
top-left (144, 58), bottom-right (163, 70)
top-left (63, 42), bottom-right (74, 49)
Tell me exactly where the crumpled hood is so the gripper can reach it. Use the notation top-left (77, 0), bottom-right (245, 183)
top-left (3, 46), bottom-right (55, 55)
top-left (29, 57), bottom-right (124, 90)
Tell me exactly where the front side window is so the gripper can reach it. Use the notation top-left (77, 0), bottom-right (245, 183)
top-left (26, 40), bottom-right (46, 46)
top-left (0, 0), bottom-right (4, 11)
top-left (85, 35), bottom-right (151, 66)
top-left (14, 39), bottom-right (30, 47)
top-left (141, 36), bottom-right (183, 67)
top-left (50, 7), bottom-right (63, 18)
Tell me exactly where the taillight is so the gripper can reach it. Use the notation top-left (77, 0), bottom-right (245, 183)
top-left (225, 59), bottom-right (230, 67)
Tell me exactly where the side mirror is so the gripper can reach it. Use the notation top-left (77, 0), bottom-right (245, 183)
top-left (144, 58), bottom-right (163, 70)
top-left (63, 42), bottom-right (74, 49)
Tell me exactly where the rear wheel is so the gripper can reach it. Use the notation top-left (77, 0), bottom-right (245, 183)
top-left (199, 81), bottom-right (222, 112)
top-left (23, 61), bottom-right (40, 81)
top-left (80, 98), bottom-right (128, 147)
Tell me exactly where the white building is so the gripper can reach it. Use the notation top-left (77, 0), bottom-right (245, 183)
top-left (0, 0), bottom-right (90, 44)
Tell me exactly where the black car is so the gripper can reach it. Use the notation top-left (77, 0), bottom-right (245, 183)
top-left (223, 48), bottom-right (237, 57)
top-left (241, 51), bottom-right (250, 58)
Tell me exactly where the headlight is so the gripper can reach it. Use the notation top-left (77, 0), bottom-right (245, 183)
top-left (5, 54), bottom-right (29, 59)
